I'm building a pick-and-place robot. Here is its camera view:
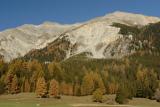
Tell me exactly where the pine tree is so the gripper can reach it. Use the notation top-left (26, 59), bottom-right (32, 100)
top-left (49, 79), bottom-right (60, 98)
top-left (35, 77), bottom-right (47, 98)
top-left (11, 75), bottom-right (19, 94)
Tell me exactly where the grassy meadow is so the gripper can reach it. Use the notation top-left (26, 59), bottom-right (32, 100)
top-left (0, 93), bottom-right (160, 107)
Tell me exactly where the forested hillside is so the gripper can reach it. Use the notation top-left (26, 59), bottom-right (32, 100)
top-left (0, 22), bottom-right (160, 104)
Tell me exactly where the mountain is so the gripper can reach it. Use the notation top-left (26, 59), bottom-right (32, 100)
top-left (0, 22), bottom-right (80, 61)
top-left (0, 11), bottom-right (160, 62)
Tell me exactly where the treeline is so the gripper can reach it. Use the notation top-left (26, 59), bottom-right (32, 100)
top-left (0, 55), bottom-right (160, 103)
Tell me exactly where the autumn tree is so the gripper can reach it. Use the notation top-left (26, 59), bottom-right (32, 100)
top-left (8, 59), bottom-right (24, 78)
top-left (67, 83), bottom-right (73, 96)
top-left (49, 79), bottom-right (60, 98)
top-left (81, 72), bottom-right (94, 95)
top-left (4, 60), bottom-right (25, 93)
top-left (92, 88), bottom-right (103, 103)
top-left (5, 72), bottom-right (13, 94)
top-left (73, 81), bottom-right (81, 96)
top-left (48, 62), bottom-right (63, 82)
top-left (29, 60), bottom-right (44, 91)
top-left (24, 78), bottom-right (30, 92)
top-left (136, 65), bottom-right (158, 98)
top-left (60, 81), bottom-right (67, 95)
top-left (11, 75), bottom-right (19, 94)
top-left (93, 72), bottom-right (106, 94)
top-left (35, 77), bottom-right (47, 98)
top-left (60, 82), bottom-right (73, 95)
top-left (108, 82), bottom-right (119, 94)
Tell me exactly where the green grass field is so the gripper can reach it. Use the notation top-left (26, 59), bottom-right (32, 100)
top-left (0, 93), bottom-right (160, 107)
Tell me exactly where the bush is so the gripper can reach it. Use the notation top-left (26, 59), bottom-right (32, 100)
top-left (115, 87), bottom-right (128, 104)
top-left (92, 88), bottom-right (103, 103)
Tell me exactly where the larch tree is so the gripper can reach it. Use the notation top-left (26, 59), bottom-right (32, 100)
top-left (93, 72), bottom-right (106, 94)
top-left (60, 81), bottom-right (67, 95)
top-left (60, 82), bottom-right (73, 95)
top-left (29, 60), bottom-right (44, 92)
top-left (136, 66), bottom-right (158, 98)
top-left (35, 77), bottom-right (47, 98)
top-left (74, 82), bottom-right (81, 96)
top-left (48, 62), bottom-right (63, 82)
top-left (108, 82), bottom-right (119, 94)
top-left (11, 75), bottom-right (19, 94)
top-left (24, 78), bottom-right (30, 92)
top-left (67, 83), bottom-right (73, 96)
top-left (81, 72), bottom-right (94, 95)
top-left (49, 79), bottom-right (60, 98)
top-left (92, 88), bottom-right (103, 103)
top-left (5, 72), bottom-right (13, 94)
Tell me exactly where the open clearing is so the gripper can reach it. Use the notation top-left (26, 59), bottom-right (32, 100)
top-left (0, 93), bottom-right (160, 107)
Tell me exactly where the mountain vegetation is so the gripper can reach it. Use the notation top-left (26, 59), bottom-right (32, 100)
top-left (0, 20), bottom-right (160, 104)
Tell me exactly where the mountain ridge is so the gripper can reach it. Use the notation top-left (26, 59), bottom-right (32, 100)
top-left (0, 11), bottom-right (160, 62)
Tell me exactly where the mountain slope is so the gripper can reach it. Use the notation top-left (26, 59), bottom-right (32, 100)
top-left (0, 11), bottom-right (160, 62)
top-left (0, 22), bottom-right (80, 61)
top-left (23, 12), bottom-right (160, 62)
